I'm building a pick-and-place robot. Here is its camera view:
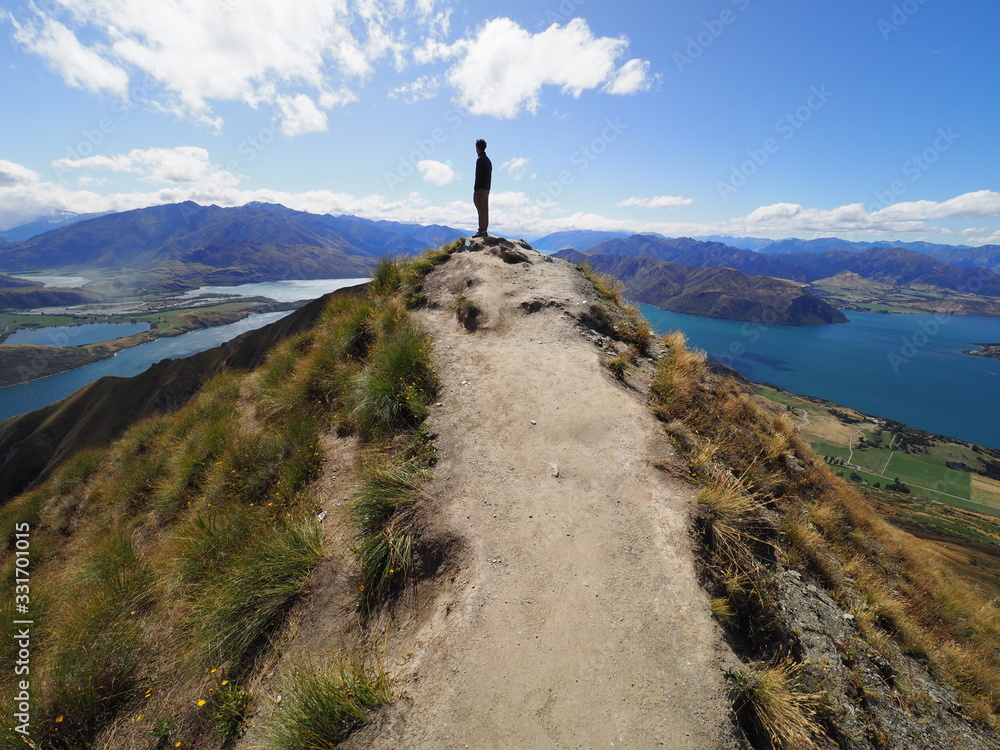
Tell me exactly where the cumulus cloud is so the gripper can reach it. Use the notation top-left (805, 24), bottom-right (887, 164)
top-left (500, 157), bottom-right (531, 181)
top-left (617, 195), bottom-right (693, 209)
top-left (603, 58), bottom-right (652, 95)
top-left (417, 160), bottom-right (456, 185)
top-left (5, 0), bottom-right (443, 133)
top-left (275, 94), bottom-right (329, 137)
top-left (52, 147), bottom-right (241, 188)
top-left (0, 160), bottom-right (41, 187)
top-left (444, 18), bottom-right (652, 118)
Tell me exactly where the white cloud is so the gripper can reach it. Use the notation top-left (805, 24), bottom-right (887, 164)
top-left (618, 195), bottom-right (693, 209)
top-left (0, 160), bottom-right (41, 187)
top-left (5, 0), bottom-right (443, 133)
top-left (52, 147), bottom-right (241, 188)
top-left (604, 58), bottom-right (652, 95)
top-left (726, 192), bottom-right (1000, 237)
top-left (873, 190), bottom-right (1000, 221)
top-left (500, 157), bottom-right (531, 181)
top-left (275, 94), bottom-right (329, 137)
top-left (417, 160), bottom-right (456, 185)
top-left (7, 8), bottom-right (129, 96)
top-left (444, 18), bottom-right (652, 118)
top-left (389, 75), bottom-right (441, 103)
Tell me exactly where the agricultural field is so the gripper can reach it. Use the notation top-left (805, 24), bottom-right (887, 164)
top-left (755, 385), bottom-right (1000, 516)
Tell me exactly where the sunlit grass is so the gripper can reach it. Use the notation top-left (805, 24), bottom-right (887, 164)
top-left (266, 654), bottom-right (391, 750)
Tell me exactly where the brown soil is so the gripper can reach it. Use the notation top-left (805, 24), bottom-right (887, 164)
top-left (342, 239), bottom-right (741, 749)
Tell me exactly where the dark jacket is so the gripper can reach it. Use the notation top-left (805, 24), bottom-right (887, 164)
top-left (475, 153), bottom-right (492, 191)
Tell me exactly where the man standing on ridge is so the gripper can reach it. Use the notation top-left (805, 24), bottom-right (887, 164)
top-left (473, 138), bottom-right (492, 238)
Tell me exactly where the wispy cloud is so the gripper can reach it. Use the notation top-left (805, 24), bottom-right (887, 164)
top-left (500, 157), bottom-right (532, 181)
top-left (617, 195), bottom-right (694, 209)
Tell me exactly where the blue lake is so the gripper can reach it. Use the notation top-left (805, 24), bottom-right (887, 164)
top-left (0, 311), bottom-right (292, 423)
top-left (639, 305), bottom-right (1000, 450)
top-left (4, 322), bottom-right (150, 347)
top-left (0, 277), bottom-right (370, 423)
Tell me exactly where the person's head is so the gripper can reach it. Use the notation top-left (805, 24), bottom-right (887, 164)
top-left (475, 138), bottom-right (487, 154)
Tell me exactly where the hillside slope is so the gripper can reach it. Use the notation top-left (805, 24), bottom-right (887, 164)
top-left (342, 237), bottom-right (740, 748)
top-left (0, 285), bottom-right (366, 501)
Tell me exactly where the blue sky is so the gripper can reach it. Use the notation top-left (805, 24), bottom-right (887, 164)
top-left (1, 0), bottom-right (998, 244)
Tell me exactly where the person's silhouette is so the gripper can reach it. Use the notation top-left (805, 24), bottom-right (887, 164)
top-left (473, 138), bottom-right (492, 238)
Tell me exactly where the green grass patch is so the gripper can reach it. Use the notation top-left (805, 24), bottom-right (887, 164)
top-left (266, 655), bottom-right (391, 750)
top-left (349, 321), bottom-right (437, 439)
top-left (351, 458), bottom-right (422, 607)
top-left (179, 512), bottom-right (323, 670)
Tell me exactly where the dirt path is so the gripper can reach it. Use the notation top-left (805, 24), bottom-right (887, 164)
top-left (344, 239), bottom-right (740, 749)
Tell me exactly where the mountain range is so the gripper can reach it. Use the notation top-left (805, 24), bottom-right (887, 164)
top-left (0, 202), bottom-right (463, 292)
top-left (3, 202), bottom-right (1000, 320)
top-left (564, 234), bottom-right (1000, 298)
top-left (532, 229), bottom-right (1000, 273)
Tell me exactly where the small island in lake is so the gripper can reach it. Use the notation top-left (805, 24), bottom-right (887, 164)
top-left (964, 343), bottom-right (1000, 359)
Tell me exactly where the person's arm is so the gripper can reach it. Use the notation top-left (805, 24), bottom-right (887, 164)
top-left (475, 157), bottom-right (485, 190)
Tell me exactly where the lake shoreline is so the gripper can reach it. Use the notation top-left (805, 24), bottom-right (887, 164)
top-left (0, 299), bottom-right (302, 387)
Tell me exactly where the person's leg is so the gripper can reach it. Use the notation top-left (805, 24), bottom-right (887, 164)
top-left (474, 189), bottom-right (489, 235)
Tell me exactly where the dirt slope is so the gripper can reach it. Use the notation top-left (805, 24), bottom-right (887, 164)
top-left (344, 238), bottom-right (741, 749)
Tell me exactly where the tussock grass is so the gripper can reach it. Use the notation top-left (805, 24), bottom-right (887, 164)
top-left (369, 257), bottom-right (402, 298)
top-left (266, 654), bottom-right (391, 750)
top-left (652, 329), bottom-right (1000, 732)
top-left (350, 458), bottom-right (423, 607)
top-left (578, 263), bottom-right (624, 305)
top-left (608, 353), bottom-right (630, 381)
top-left (729, 657), bottom-right (826, 750)
top-left (0, 250), bottom-right (444, 747)
top-left (453, 293), bottom-right (480, 330)
top-left (348, 321), bottom-right (437, 439)
top-left (620, 303), bottom-right (652, 355)
top-left (176, 511), bottom-right (323, 669)
top-left (38, 531), bottom-right (154, 749)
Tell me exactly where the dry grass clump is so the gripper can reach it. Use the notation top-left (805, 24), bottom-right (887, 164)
top-left (620, 303), bottom-right (652, 355)
top-left (729, 657), bottom-right (827, 750)
top-left (578, 262), bottom-right (624, 305)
